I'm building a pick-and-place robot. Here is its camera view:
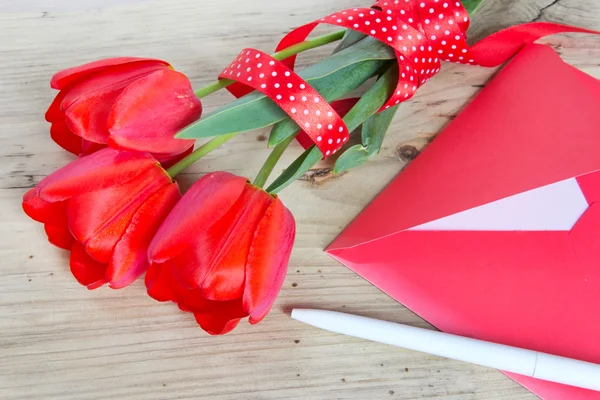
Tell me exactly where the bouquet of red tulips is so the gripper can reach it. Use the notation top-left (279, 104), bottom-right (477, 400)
top-left (23, 0), bottom-right (596, 334)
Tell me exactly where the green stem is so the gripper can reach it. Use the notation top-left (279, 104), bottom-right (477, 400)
top-left (253, 133), bottom-right (296, 188)
top-left (193, 29), bottom-right (346, 99)
top-left (166, 132), bottom-right (239, 177)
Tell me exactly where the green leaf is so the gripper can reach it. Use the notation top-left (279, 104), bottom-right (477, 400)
top-left (177, 37), bottom-right (395, 139)
top-left (266, 64), bottom-right (398, 193)
top-left (333, 29), bottom-right (367, 53)
top-left (266, 145), bottom-right (322, 194)
top-left (333, 105), bottom-right (398, 174)
top-left (461, 0), bottom-right (486, 15)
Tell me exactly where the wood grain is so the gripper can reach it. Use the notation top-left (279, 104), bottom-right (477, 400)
top-left (1, 1), bottom-right (599, 399)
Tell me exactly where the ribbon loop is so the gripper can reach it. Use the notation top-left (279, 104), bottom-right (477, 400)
top-left (219, 49), bottom-right (349, 157)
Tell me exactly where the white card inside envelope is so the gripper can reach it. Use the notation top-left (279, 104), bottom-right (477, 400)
top-left (410, 178), bottom-right (588, 231)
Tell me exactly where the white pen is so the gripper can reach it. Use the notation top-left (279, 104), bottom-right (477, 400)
top-left (291, 309), bottom-right (600, 392)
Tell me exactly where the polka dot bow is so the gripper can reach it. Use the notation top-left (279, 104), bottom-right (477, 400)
top-left (221, 0), bottom-right (598, 158)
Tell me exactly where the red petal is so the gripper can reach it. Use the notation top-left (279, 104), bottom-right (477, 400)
top-left (50, 120), bottom-right (83, 155)
top-left (107, 182), bottom-right (181, 289)
top-left (46, 90), bottom-right (68, 123)
top-left (45, 223), bottom-right (73, 250)
top-left (153, 145), bottom-right (194, 169)
top-left (199, 187), bottom-right (273, 301)
top-left (243, 197), bottom-right (296, 324)
top-left (23, 188), bottom-right (66, 225)
top-left (107, 69), bottom-right (200, 155)
top-left (51, 57), bottom-right (169, 90)
top-left (67, 165), bottom-right (170, 263)
top-left (70, 241), bottom-right (107, 290)
top-left (145, 263), bottom-right (177, 302)
top-left (149, 172), bottom-right (247, 263)
top-left (36, 147), bottom-right (157, 202)
top-left (193, 300), bottom-right (247, 335)
top-left (62, 62), bottom-right (169, 144)
top-left (80, 139), bottom-right (107, 156)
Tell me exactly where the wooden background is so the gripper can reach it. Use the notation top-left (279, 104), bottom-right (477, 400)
top-left (1, 0), bottom-right (599, 399)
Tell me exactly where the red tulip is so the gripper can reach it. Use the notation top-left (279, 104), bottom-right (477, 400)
top-left (46, 57), bottom-right (201, 166)
top-left (23, 147), bottom-right (181, 289)
top-left (146, 172), bottom-right (296, 335)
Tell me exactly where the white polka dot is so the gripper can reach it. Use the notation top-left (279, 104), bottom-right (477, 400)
top-left (305, 122), bottom-right (310, 128)
top-left (274, 83), bottom-right (280, 88)
top-left (396, 90), bottom-right (401, 95)
top-left (469, 59), bottom-right (474, 62)
top-left (402, 46), bottom-right (407, 51)
top-left (425, 19), bottom-right (430, 24)
top-left (410, 76), bottom-right (414, 81)
top-left (431, 35), bottom-right (436, 40)
top-left (443, 2), bottom-right (448, 7)
top-left (348, 16), bottom-right (353, 20)
top-left (451, 45), bottom-right (457, 49)
top-left (420, 45), bottom-right (425, 50)
top-left (375, 18), bottom-right (381, 23)
top-left (247, 77), bottom-right (252, 82)
top-left (354, 23), bottom-right (359, 28)
top-left (439, 13), bottom-right (443, 19)
top-left (336, 19), bottom-right (342, 23)
top-left (398, 35), bottom-right (403, 40)
top-left (236, 72), bottom-right (241, 77)
top-left (272, 71), bottom-right (277, 77)
top-left (246, 67), bottom-right (251, 72)
top-left (435, 25), bottom-right (440, 30)
top-left (291, 108), bottom-right (297, 113)
top-left (387, 36), bottom-right (393, 41)
top-left (402, 24), bottom-right (407, 29)
top-left (400, 9), bottom-right (405, 14)
top-left (387, 9), bottom-right (392, 14)
top-left (445, 30), bottom-right (450, 35)
top-left (328, 138), bottom-right (333, 144)
top-left (290, 96), bottom-right (295, 101)
top-left (455, 35), bottom-right (461, 40)
top-left (276, 94), bottom-right (282, 100)
top-left (259, 73), bottom-right (265, 78)
top-left (382, 27), bottom-right (387, 32)
top-left (316, 110), bottom-right (321, 116)
top-left (301, 96), bottom-right (307, 102)
top-left (269, 61), bottom-right (275, 66)
top-left (429, 8), bottom-right (434, 13)
top-left (370, 10), bottom-right (375, 15)
top-left (408, 34), bottom-right (412, 39)
top-left (303, 109), bottom-right (309, 115)
top-left (438, 49), bottom-right (443, 54)
top-left (287, 83), bottom-right (293, 88)
top-left (343, 137), bottom-right (348, 142)
top-left (370, 29), bottom-right (376, 34)
top-left (420, 2), bottom-right (425, 6)
top-left (261, 84), bottom-right (266, 89)
top-left (328, 124), bottom-right (333, 129)
top-left (359, 13), bottom-right (364, 17)
top-left (387, 16), bottom-right (393, 21)
top-left (414, 57), bottom-right (418, 63)
top-left (245, 58), bottom-right (250, 63)
top-left (456, 11), bottom-right (460, 16)
top-left (317, 136), bottom-right (322, 141)
top-left (314, 97), bottom-right (319, 103)
top-left (392, 25), bottom-right (398, 30)
top-left (328, 111), bottom-right (333, 117)
top-left (255, 54), bottom-right (260, 58)
top-left (448, 53), bottom-right (454, 57)
top-left (464, 16), bottom-right (468, 22)
top-left (237, 64), bottom-right (241, 69)
top-left (300, 84), bottom-right (306, 89)
top-left (422, 58), bottom-right (426, 62)
top-left (257, 63), bottom-right (263, 68)
top-left (284, 71), bottom-right (291, 77)
top-left (449, 20), bottom-right (454, 25)
top-left (404, 83), bottom-right (408, 88)
top-left (336, 138), bottom-right (341, 143)
top-left (417, 34), bottom-right (422, 39)
top-left (462, 48), bottom-right (467, 53)
top-left (365, 21), bottom-right (371, 25)
top-left (326, 150), bottom-right (331, 156)
top-left (401, 72), bottom-right (405, 78)
top-left (408, 18), bottom-right (413, 22)
top-left (442, 40), bottom-right (447, 45)
top-left (317, 124), bottom-right (322, 129)
top-left (412, 46), bottom-right (416, 51)
top-left (458, 56), bottom-right (464, 60)
top-left (434, 58), bottom-right (438, 62)
top-left (456, 1), bottom-right (460, 5)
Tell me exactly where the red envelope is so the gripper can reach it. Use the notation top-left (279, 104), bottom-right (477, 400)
top-left (326, 44), bottom-right (600, 400)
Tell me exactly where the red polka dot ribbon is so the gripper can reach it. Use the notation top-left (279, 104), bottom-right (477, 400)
top-left (223, 0), bottom-right (598, 154)
top-left (219, 49), bottom-right (349, 156)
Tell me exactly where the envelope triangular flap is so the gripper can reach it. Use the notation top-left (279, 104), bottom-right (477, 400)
top-left (327, 44), bottom-right (600, 252)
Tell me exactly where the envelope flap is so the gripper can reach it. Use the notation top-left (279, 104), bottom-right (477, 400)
top-left (328, 44), bottom-right (600, 251)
